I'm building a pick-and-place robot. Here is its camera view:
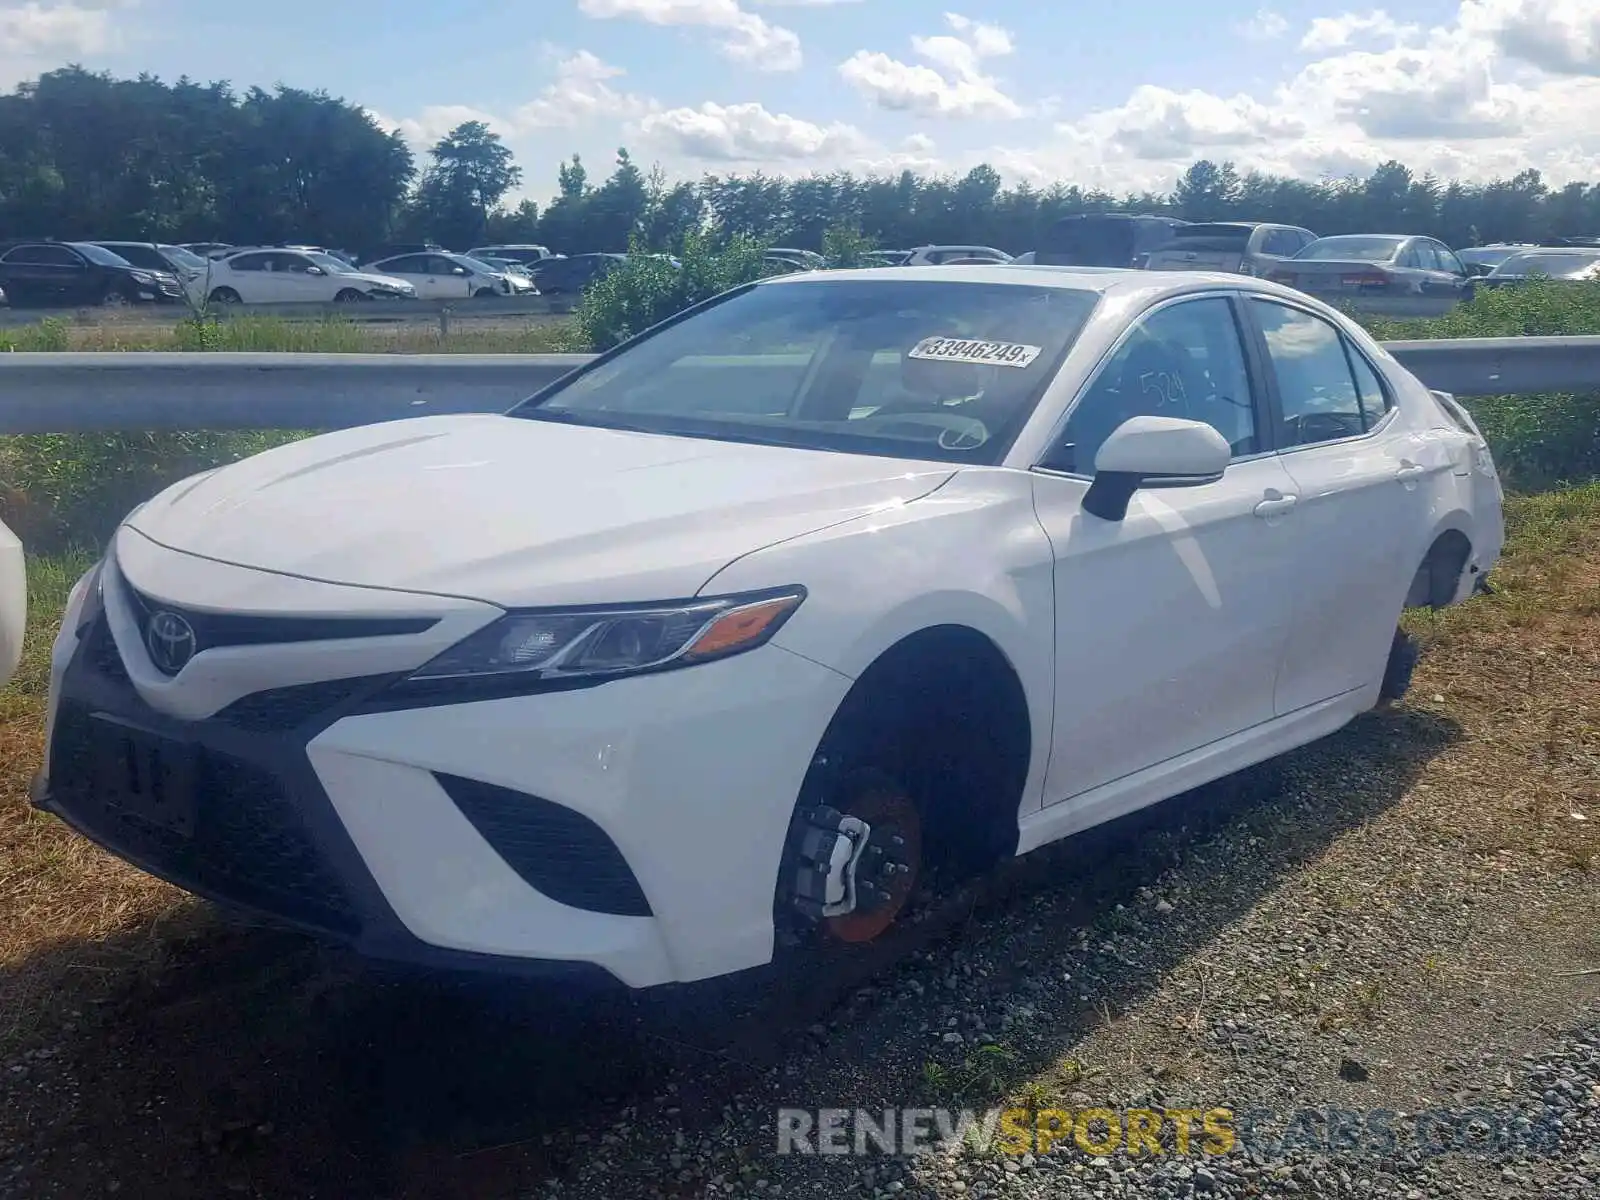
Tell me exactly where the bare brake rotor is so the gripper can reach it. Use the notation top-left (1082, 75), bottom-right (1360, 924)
top-left (789, 782), bottom-right (923, 945)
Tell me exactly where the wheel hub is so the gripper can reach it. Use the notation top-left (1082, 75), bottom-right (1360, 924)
top-left (789, 785), bottom-right (922, 944)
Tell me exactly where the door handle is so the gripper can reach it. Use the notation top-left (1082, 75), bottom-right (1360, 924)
top-left (1253, 492), bottom-right (1298, 518)
top-left (1396, 462), bottom-right (1426, 483)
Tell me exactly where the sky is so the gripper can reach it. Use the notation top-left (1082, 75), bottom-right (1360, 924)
top-left (3, 0), bottom-right (1600, 205)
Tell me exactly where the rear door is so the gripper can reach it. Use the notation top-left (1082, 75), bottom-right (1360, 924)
top-left (1245, 297), bottom-right (1437, 713)
top-left (371, 254), bottom-right (430, 294)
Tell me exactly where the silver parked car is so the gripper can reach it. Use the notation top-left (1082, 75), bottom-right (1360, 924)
top-left (1480, 247), bottom-right (1600, 288)
top-left (1143, 222), bottom-right (1318, 277)
top-left (1267, 234), bottom-right (1475, 316)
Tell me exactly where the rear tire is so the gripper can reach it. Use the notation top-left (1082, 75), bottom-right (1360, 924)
top-left (207, 287), bottom-right (241, 305)
top-left (1376, 628), bottom-right (1420, 709)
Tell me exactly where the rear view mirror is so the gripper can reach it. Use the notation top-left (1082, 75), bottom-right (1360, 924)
top-left (1083, 417), bottom-right (1230, 521)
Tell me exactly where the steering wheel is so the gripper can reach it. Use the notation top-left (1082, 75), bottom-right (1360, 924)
top-left (856, 410), bottom-right (990, 451)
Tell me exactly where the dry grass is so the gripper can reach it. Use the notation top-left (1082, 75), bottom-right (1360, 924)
top-left (2, 311), bottom-right (583, 354)
top-left (1402, 483), bottom-right (1600, 867)
top-left (0, 555), bottom-right (201, 1047)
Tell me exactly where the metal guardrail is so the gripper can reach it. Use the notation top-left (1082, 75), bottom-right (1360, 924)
top-left (0, 294), bottom-right (572, 329)
top-left (1, 337), bottom-right (1597, 435)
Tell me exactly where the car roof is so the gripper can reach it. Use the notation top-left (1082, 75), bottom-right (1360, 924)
top-left (757, 262), bottom-right (1294, 298)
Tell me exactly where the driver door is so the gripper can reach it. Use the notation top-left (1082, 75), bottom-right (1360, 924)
top-left (1030, 294), bottom-right (1304, 804)
top-left (423, 254), bottom-right (473, 299)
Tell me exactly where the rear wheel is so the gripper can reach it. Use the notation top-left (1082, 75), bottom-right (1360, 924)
top-left (1376, 628), bottom-right (1420, 708)
top-left (207, 287), bottom-right (241, 305)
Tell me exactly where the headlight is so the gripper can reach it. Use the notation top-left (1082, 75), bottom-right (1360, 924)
top-left (397, 588), bottom-right (805, 693)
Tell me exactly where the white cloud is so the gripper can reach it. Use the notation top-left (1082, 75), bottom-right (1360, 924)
top-left (636, 100), bottom-right (866, 161)
top-left (1300, 10), bottom-right (1420, 52)
top-left (838, 11), bottom-right (1023, 118)
top-left (992, 0), bottom-right (1600, 195)
top-left (1235, 7), bottom-right (1288, 41)
top-left (577, 0), bottom-right (801, 71)
top-left (1464, 0), bottom-right (1600, 77)
top-left (749, 0), bottom-right (861, 5)
top-left (0, 0), bottom-right (126, 88)
top-left (515, 48), bottom-right (656, 127)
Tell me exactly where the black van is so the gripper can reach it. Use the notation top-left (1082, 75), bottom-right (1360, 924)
top-left (1035, 214), bottom-right (1189, 268)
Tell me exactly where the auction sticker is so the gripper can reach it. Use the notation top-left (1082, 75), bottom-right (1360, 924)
top-left (907, 336), bottom-right (1042, 368)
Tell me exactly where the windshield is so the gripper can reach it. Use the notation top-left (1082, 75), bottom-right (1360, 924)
top-left (73, 242), bottom-right (134, 267)
top-left (161, 245), bottom-right (208, 269)
top-left (1295, 236), bottom-right (1406, 262)
top-left (456, 255), bottom-right (500, 273)
top-left (512, 279), bottom-right (1100, 465)
top-left (1492, 251), bottom-right (1600, 276)
top-left (308, 252), bottom-right (357, 274)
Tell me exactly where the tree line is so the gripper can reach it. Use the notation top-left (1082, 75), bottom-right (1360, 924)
top-left (5, 67), bottom-right (1600, 257)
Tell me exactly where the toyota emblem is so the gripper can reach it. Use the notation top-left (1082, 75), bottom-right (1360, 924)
top-left (145, 611), bottom-right (198, 674)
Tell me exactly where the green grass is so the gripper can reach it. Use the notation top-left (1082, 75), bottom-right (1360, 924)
top-left (1, 314), bottom-right (585, 354)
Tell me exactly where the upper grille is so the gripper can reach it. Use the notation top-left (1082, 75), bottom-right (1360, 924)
top-left (120, 578), bottom-right (438, 665)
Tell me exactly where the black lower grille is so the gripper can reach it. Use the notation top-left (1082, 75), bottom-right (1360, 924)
top-left (212, 677), bottom-right (388, 733)
top-left (435, 773), bottom-right (652, 917)
top-left (49, 704), bottom-right (358, 934)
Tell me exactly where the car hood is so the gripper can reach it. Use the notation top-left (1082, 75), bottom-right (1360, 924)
top-left (125, 415), bottom-right (957, 608)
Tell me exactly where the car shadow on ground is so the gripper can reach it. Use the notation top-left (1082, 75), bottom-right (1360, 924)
top-left (0, 706), bottom-right (1460, 1199)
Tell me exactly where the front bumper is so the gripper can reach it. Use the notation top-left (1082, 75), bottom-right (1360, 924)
top-left (34, 546), bottom-right (849, 987)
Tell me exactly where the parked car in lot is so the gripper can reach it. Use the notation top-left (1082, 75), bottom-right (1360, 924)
top-left (0, 241), bottom-right (185, 308)
top-left (1479, 247), bottom-right (1600, 286)
top-left (1036, 214), bottom-right (1190, 268)
top-left (1455, 244), bottom-right (1536, 277)
top-left (203, 248), bottom-right (416, 304)
top-left (864, 250), bottom-right (912, 266)
top-left (1143, 222), bottom-right (1317, 276)
top-left (32, 265), bottom-right (1504, 987)
top-left (903, 245), bottom-right (1012, 266)
top-left (529, 252), bottom-right (626, 296)
top-left (365, 251), bottom-right (537, 298)
top-left (472, 255), bottom-right (537, 281)
top-left (467, 243), bottom-right (555, 267)
top-left (91, 241), bottom-right (214, 306)
top-left (178, 242), bottom-right (233, 259)
top-left (0, 515), bottom-right (21, 689)
top-left (1268, 235), bottom-right (1474, 313)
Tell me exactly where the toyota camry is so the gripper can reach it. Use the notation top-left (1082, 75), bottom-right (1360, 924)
top-left (33, 266), bottom-right (1504, 987)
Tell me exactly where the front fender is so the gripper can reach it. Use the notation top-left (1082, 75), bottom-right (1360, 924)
top-left (698, 468), bottom-right (1057, 815)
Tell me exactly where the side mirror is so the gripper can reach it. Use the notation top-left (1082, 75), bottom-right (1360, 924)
top-left (305, 265), bottom-right (324, 276)
top-left (1082, 416), bottom-right (1231, 522)
top-left (452, 266), bottom-right (468, 275)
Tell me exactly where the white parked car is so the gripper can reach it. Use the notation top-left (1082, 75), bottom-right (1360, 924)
top-left (32, 267), bottom-right (1503, 988)
top-left (467, 243), bottom-right (555, 267)
top-left (203, 249), bottom-right (416, 305)
top-left (365, 252), bottom-right (537, 299)
top-left (0, 516), bottom-right (22, 688)
top-left (904, 245), bottom-right (1013, 266)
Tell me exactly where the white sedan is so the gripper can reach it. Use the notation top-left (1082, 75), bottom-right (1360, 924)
top-left (0, 516), bottom-right (21, 687)
top-left (364, 251), bottom-right (536, 299)
top-left (32, 267), bottom-right (1503, 988)
top-left (203, 249), bottom-right (415, 305)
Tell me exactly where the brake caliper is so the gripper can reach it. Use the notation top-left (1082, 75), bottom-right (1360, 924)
top-left (789, 805), bottom-right (914, 924)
